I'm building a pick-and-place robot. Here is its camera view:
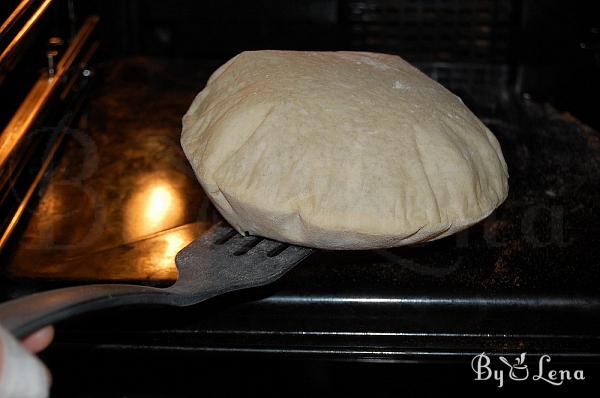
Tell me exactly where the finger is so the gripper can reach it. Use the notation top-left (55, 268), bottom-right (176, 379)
top-left (21, 326), bottom-right (55, 354)
top-left (0, 325), bottom-right (51, 398)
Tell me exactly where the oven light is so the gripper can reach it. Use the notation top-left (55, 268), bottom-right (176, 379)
top-left (124, 176), bottom-right (185, 240)
top-left (146, 185), bottom-right (173, 224)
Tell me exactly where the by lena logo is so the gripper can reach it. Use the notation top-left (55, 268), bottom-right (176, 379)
top-left (499, 353), bottom-right (529, 381)
top-left (471, 353), bottom-right (585, 387)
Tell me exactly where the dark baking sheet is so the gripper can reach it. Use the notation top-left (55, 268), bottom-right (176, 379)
top-left (1, 57), bottom-right (599, 361)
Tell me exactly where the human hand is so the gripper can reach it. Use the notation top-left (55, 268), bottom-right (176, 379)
top-left (0, 324), bottom-right (53, 398)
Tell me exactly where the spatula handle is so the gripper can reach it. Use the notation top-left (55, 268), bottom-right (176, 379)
top-left (0, 284), bottom-right (170, 338)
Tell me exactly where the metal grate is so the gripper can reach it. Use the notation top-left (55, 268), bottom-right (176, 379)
top-left (344, 0), bottom-right (513, 63)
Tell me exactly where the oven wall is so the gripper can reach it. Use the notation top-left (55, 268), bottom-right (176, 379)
top-left (74, 0), bottom-right (600, 128)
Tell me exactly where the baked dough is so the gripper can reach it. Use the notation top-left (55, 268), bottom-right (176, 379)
top-left (181, 51), bottom-right (508, 249)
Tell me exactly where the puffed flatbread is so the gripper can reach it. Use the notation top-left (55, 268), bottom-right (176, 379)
top-left (181, 51), bottom-right (508, 249)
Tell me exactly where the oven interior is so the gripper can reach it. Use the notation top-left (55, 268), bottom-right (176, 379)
top-left (1, 0), bottom-right (599, 395)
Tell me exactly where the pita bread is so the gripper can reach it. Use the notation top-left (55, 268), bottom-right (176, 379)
top-left (181, 51), bottom-right (508, 249)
